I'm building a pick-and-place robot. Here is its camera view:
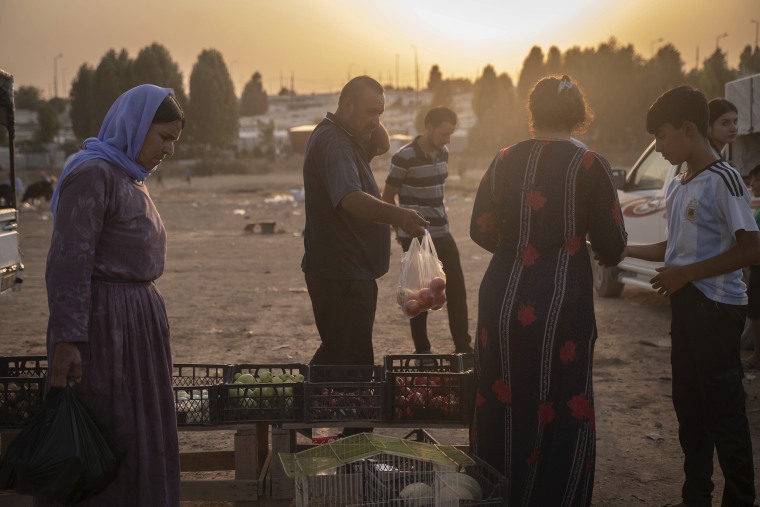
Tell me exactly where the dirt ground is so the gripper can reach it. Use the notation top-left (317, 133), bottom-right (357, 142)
top-left (2, 159), bottom-right (759, 506)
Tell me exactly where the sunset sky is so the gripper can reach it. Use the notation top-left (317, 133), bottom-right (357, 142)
top-left (0, 0), bottom-right (757, 98)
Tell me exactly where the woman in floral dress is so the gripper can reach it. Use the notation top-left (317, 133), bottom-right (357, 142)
top-left (469, 75), bottom-right (627, 506)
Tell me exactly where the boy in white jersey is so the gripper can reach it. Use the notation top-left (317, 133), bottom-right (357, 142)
top-left (619, 86), bottom-right (760, 507)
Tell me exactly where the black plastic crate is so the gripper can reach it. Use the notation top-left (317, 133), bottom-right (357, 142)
top-left (219, 364), bottom-right (307, 423)
top-left (172, 363), bottom-right (230, 387)
top-left (0, 355), bottom-right (48, 378)
top-left (304, 365), bottom-right (385, 423)
top-left (0, 377), bottom-right (46, 428)
top-left (174, 385), bottom-right (220, 425)
top-left (384, 354), bottom-right (465, 374)
top-left (386, 357), bottom-right (474, 424)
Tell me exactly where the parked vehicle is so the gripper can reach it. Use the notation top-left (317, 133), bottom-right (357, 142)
top-left (0, 69), bottom-right (24, 294)
top-left (592, 73), bottom-right (760, 298)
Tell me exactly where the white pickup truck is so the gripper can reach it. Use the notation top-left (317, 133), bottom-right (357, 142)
top-left (0, 70), bottom-right (24, 295)
top-left (592, 73), bottom-right (760, 298)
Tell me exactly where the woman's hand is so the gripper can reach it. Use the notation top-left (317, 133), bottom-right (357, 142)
top-left (50, 342), bottom-right (83, 388)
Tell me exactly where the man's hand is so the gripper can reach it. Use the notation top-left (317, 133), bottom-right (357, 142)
top-left (398, 208), bottom-right (429, 237)
top-left (650, 265), bottom-right (690, 297)
top-left (50, 342), bottom-right (83, 388)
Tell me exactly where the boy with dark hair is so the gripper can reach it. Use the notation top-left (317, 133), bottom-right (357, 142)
top-left (624, 85), bottom-right (759, 507)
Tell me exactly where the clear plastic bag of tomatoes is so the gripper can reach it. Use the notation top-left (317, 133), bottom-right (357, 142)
top-left (396, 230), bottom-right (447, 318)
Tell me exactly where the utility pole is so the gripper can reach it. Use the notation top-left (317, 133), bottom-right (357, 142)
top-left (53, 53), bottom-right (63, 99)
top-left (395, 54), bottom-right (399, 90)
top-left (410, 44), bottom-right (419, 103)
top-left (752, 19), bottom-right (759, 49)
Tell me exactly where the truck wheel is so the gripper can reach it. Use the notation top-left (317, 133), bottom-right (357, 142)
top-left (591, 261), bottom-right (624, 297)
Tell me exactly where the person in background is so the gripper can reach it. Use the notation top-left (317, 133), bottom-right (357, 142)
top-left (469, 75), bottom-right (627, 506)
top-left (707, 97), bottom-right (738, 158)
top-left (301, 76), bottom-right (428, 421)
top-left (617, 86), bottom-right (758, 507)
top-left (43, 84), bottom-right (184, 507)
top-left (382, 106), bottom-right (473, 354)
top-left (743, 162), bottom-right (760, 371)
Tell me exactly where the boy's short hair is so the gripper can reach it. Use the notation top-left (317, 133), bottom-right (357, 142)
top-left (749, 163), bottom-right (760, 179)
top-left (646, 85), bottom-right (709, 137)
top-left (424, 107), bottom-right (457, 128)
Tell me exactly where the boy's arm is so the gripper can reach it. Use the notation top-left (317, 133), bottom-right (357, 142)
top-left (627, 242), bottom-right (667, 262)
top-left (651, 229), bottom-right (760, 296)
top-left (596, 241), bottom-right (667, 267)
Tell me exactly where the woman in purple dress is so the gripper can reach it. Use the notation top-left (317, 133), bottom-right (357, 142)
top-left (469, 75), bottom-right (627, 506)
top-left (41, 85), bottom-right (184, 506)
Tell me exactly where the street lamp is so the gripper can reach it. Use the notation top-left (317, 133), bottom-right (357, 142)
top-left (716, 32), bottom-right (728, 51)
top-left (650, 37), bottom-right (664, 57)
top-left (410, 44), bottom-right (419, 101)
top-left (53, 53), bottom-right (63, 99)
top-left (752, 19), bottom-right (759, 49)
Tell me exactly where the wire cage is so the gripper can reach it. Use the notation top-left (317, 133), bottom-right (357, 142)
top-left (279, 433), bottom-right (506, 507)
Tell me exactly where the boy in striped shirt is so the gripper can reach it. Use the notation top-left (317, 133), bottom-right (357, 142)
top-left (382, 107), bottom-right (473, 354)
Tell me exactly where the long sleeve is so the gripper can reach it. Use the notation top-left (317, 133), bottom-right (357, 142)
top-left (46, 163), bottom-right (109, 344)
top-left (470, 155), bottom-right (500, 253)
top-left (587, 153), bottom-right (627, 266)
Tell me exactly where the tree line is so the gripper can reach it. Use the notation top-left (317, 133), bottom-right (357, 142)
top-left (5, 37), bottom-right (759, 159)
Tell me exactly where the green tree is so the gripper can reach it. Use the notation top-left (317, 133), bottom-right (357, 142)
top-left (469, 65), bottom-right (517, 153)
top-left (700, 48), bottom-right (735, 98)
top-left (35, 101), bottom-right (60, 144)
top-left (69, 63), bottom-right (97, 140)
top-left (738, 45), bottom-right (760, 77)
top-left (427, 65), bottom-right (443, 92)
top-left (545, 46), bottom-right (562, 75)
top-left (186, 49), bottom-right (239, 149)
top-left (15, 86), bottom-right (43, 110)
top-left (93, 49), bottom-right (133, 124)
top-left (517, 46), bottom-right (545, 100)
top-left (131, 43), bottom-right (187, 105)
top-left (240, 72), bottom-right (269, 116)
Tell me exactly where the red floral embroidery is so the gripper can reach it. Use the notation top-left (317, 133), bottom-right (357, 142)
top-left (560, 341), bottom-right (577, 364)
top-left (476, 212), bottom-right (498, 233)
top-left (567, 393), bottom-right (593, 420)
top-left (475, 390), bottom-right (486, 407)
top-left (498, 147), bottom-right (512, 160)
top-left (480, 328), bottom-right (488, 350)
top-left (524, 191), bottom-right (546, 211)
top-left (565, 236), bottom-right (581, 256)
top-left (527, 448), bottom-right (539, 466)
top-left (537, 401), bottom-right (555, 425)
top-left (582, 151), bottom-right (596, 168)
top-left (521, 244), bottom-right (539, 266)
top-left (491, 379), bottom-right (512, 404)
top-left (611, 201), bottom-right (622, 226)
top-left (517, 304), bottom-right (537, 327)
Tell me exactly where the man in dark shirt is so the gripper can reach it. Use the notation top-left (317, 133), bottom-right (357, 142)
top-left (302, 76), bottom-right (428, 368)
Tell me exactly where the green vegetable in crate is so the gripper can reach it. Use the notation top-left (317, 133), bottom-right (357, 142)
top-left (258, 369), bottom-right (273, 382)
top-left (236, 373), bottom-right (255, 384)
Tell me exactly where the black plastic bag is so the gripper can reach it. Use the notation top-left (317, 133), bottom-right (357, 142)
top-left (0, 386), bottom-right (126, 504)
